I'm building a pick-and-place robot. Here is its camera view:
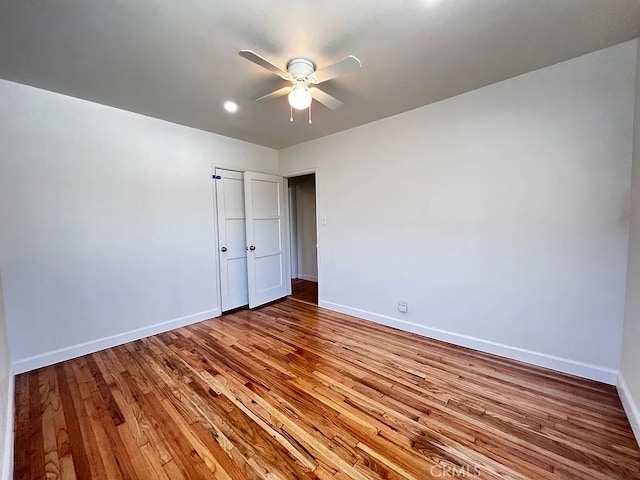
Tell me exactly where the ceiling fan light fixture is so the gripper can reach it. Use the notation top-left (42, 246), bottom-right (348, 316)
top-left (288, 82), bottom-right (312, 110)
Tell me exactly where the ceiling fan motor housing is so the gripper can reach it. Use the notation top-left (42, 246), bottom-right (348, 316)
top-left (286, 58), bottom-right (315, 81)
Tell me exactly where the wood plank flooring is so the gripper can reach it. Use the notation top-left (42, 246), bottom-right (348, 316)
top-left (291, 279), bottom-right (318, 305)
top-left (14, 299), bottom-right (640, 479)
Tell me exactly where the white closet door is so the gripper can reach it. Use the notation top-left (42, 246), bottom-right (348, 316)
top-left (244, 172), bottom-right (290, 308)
top-left (215, 169), bottom-right (249, 311)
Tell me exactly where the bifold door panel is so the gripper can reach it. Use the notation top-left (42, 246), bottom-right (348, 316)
top-left (215, 169), bottom-right (249, 311)
top-left (244, 172), bottom-right (290, 308)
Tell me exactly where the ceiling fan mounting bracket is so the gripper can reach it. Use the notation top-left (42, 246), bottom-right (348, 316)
top-left (286, 58), bottom-right (315, 81)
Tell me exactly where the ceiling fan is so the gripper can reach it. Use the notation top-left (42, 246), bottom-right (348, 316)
top-left (239, 50), bottom-right (361, 122)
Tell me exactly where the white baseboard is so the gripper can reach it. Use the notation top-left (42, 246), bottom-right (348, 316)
top-left (298, 274), bottom-right (318, 283)
top-left (617, 374), bottom-right (640, 447)
top-left (1, 367), bottom-right (14, 480)
top-left (12, 308), bottom-right (220, 374)
top-left (320, 300), bottom-right (618, 385)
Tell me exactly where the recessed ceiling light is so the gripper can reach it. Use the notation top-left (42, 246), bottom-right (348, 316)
top-left (224, 101), bottom-right (238, 113)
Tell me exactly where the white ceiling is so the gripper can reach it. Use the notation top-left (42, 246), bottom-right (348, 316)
top-left (1, 0), bottom-right (639, 149)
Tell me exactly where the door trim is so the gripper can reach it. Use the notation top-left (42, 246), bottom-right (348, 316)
top-left (211, 164), bottom-right (223, 317)
top-left (283, 168), bottom-right (321, 304)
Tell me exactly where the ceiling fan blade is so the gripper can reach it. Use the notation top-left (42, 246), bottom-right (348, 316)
top-left (255, 86), bottom-right (291, 103)
top-left (312, 56), bottom-right (361, 84)
top-left (239, 50), bottom-right (289, 80)
top-left (310, 87), bottom-right (344, 110)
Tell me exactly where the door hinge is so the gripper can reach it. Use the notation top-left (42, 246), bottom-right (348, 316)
top-left (212, 175), bottom-right (222, 180)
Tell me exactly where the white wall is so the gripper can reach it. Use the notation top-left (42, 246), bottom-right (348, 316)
top-left (620, 37), bottom-right (640, 444)
top-left (279, 41), bottom-right (637, 383)
top-left (0, 79), bottom-right (278, 372)
top-left (0, 270), bottom-right (13, 479)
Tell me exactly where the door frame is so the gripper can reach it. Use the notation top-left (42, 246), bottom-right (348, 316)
top-left (288, 184), bottom-right (298, 279)
top-left (284, 168), bottom-right (321, 304)
top-left (211, 164), bottom-right (223, 316)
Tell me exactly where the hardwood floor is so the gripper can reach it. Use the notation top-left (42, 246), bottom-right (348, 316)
top-left (14, 299), bottom-right (640, 479)
top-left (291, 278), bottom-right (318, 305)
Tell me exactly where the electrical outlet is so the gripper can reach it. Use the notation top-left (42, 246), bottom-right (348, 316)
top-left (398, 301), bottom-right (408, 313)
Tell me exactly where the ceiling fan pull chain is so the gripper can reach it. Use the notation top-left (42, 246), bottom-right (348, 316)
top-left (290, 104), bottom-right (293, 123)
top-left (308, 102), bottom-right (312, 124)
